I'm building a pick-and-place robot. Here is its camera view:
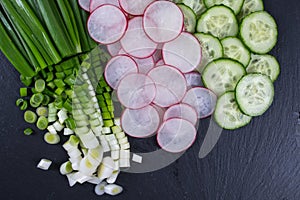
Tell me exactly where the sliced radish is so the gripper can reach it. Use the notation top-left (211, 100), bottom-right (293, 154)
top-left (90, 0), bottom-right (120, 12)
top-left (148, 65), bottom-right (187, 107)
top-left (121, 105), bottom-right (160, 138)
top-left (151, 103), bottom-right (166, 122)
top-left (182, 87), bottom-right (217, 119)
top-left (184, 71), bottom-right (203, 88)
top-left (119, 0), bottom-right (155, 16)
top-left (104, 55), bottom-right (138, 89)
top-left (163, 103), bottom-right (198, 125)
top-left (88, 5), bottom-right (127, 44)
top-left (152, 48), bottom-right (162, 62)
top-left (107, 41), bottom-right (122, 56)
top-left (133, 57), bottom-right (155, 74)
top-left (163, 32), bottom-right (202, 73)
top-left (143, 1), bottom-right (183, 43)
top-left (78, 0), bottom-right (90, 12)
top-left (157, 118), bottom-right (197, 153)
top-left (117, 73), bottom-right (156, 109)
top-left (120, 17), bottom-right (157, 59)
top-left (155, 59), bottom-right (164, 66)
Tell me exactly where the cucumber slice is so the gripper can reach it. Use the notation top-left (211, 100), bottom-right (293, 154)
top-left (240, 11), bottom-right (278, 54)
top-left (202, 59), bottom-right (246, 96)
top-left (194, 33), bottom-right (223, 72)
top-left (221, 37), bottom-right (251, 67)
top-left (203, 0), bottom-right (244, 14)
top-left (214, 92), bottom-right (252, 130)
top-left (182, 0), bottom-right (206, 17)
top-left (196, 6), bottom-right (238, 39)
top-left (177, 4), bottom-right (197, 33)
top-left (238, 0), bottom-right (264, 20)
top-left (236, 74), bottom-right (274, 116)
top-left (246, 54), bottom-right (280, 82)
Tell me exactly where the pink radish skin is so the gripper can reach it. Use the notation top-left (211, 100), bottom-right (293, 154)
top-left (184, 71), bottom-right (203, 88)
top-left (78, 0), bottom-right (90, 12)
top-left (162, 32), bottom-right (202, 73)
top-left (87, 5), bottom-right (127, 45)
top-left (90, 0), bottom-right (120, 12)
top-left (152, 48), bottom-right (163, 63)
top-left (121, 105), bottom-right (160, 138)
top-left (157, 118), bottom-right (197, 153)
top-left (121, 17), bottom-right (157, 59)
top-left (182, 87), bottom-right (217, 119)
top-left (155, 59), bottom-right (164, 66)
top-left (163, 103), bottom-right (198, 125)
top-left (117, 73), bottom-right (156, 109)
top-left (104, 55), bottom-right (138, 89)
top-left (143, 1), bottom-right (184, 43)
top-left (119, 0), bottom-right (155, 16)
top-left (148, 65), bottom-right (187, 107)
top-left (107, 41), bottom-right (122, 56)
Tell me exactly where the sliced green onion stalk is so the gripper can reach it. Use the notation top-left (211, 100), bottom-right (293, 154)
top-left (94, 182), bottom-right (107, 196)
top-left (104, 184), bottom-right (123, 196)
top-left (35, 79), bottom-right (46, 92)
top-left (16, 98), bottom-right (28, 110)
top-left (23, 128), bottom-right (33, 135)
top-left (19, 88), bottom-right (28, 97)
top-left (60, 161), bottom-right (73, 175)
top-left (37, 116), bottom-right (48, 130)
top-left (30, 93), bottom-right (44, 108)
top-left (44, 132), bottom-right (60, 145)
top-left (36, 106), bottom-right (48, 117)
top-left (24, 110), bottom-right (37, 123)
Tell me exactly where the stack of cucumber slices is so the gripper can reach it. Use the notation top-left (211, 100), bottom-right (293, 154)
top-left (177, 0), bottom-right (279, 130)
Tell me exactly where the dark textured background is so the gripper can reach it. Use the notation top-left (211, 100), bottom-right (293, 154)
top-left (0, 1), bottom-right (300, 199)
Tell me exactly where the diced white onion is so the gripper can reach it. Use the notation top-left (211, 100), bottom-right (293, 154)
top-left (106, 170), bottom-right (120, 184)
top-left (120, 142), bottom-right (130, 150)
top-left (119, 158), bottom-right (130, 168)
top-left (37, 158), bottom-right (52, 170)
top-left (53, 121), bottom-right (64, 131)
top-left (64, 128), bottom-right (74, 136)
top-left (111, 150), bottom-right (120, 160)
top-left (132, 154), bottom-right (143, 163)
top-left (120, 150), bottom-right (130, 159)
top-left (94, 182), bottom-right (107, 196)
top-left (47, 125), bottom-right (57, 134)
top-left (58, 109), bottom-right (68, 124)
top-left (104, 184), bottom-right (123, 196)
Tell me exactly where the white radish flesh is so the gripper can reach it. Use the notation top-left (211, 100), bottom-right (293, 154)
top-left (119, 0), bottom-right (155, 16)
top-left (90, 0), bottom-right (120, 12)
top-left (163, 32), bottom-right (202, 73)
top-left (182, 87), bottom-right (217, 119)
top-left (148, 65), bottom-right (187, 107)
top-left (87, 5), bottom-right (127, 44)
top-left (78, 0), bottom-right (90, 12)
top-left (121, 105), bottom-right (160, 138)
top-left (133, 56), bottom-right (155, 74)
top-left (104, 55), bottom-right (138, 89)
top-left (107, 41), bottom-right (122, 56)
top-left (143, 1), bottom-right (184, 43)
top-left (157, 118), bottom-right (197, 153)
top-left (117, 73), bottom-right (156, 109)
top-left (163, 103), bottom-right (198, 125)
top-left (184, 71), bottom-right (203, 88)
top-left (120, 17), bottom-right (157, 58)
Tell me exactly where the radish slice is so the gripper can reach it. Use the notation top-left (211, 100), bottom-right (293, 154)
top-left (104, 55), bottom-right (138, 89)
top-left (107, 41), bottom-right (122, 56)
top-left (148, 65), bottom-right (187, 107)
top-left (78, 0), bottom-right (90, 12)
top-left (143, 1), bottom-right (184, 43)
top-left (155, 59), bottom-right (164, 66)
top-left (88, 5), bottom-right (127, 44)
top-left (121, 105), bottom-right (160, 138)
top-left (157, 118), bottom-right (197, 153)
top-left (117, 73), bottom-right (156, 109)
top-left (182, 87), bottom-right (217, 119)
top-left (163, 32), bottom-right (202, 73)
top-left (90, 0), bottom-right (120, 12)
top-left (133, 57), bottom-right (155, 74)
top-left (119, 0), bottom-right (155, 16)
top-left (184, 71), bottom-right (203, 88)
top-left (120, 17), bottom-right (157, 59)
top-left (151, 104), bottom-right (166, 122)
top-left (163, 103), bottom-right (198, 125)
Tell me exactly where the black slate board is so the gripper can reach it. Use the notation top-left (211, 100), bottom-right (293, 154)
top-left (1, 1), bottom-right (300, 199)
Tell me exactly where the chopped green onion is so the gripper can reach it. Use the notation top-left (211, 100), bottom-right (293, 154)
top-left (65, 118), bottom-right (76, 130)
top-left (35, 79), bottom-right (45, 92)
top-left (54, 79), bottom-right (65, 88)
top-left (47, 81), bottom-right (56, 90)
top-left (54, 96), bottom-right (64, 109)
top-left (55, 87), bottom-right (65, 95)
top-left (44, 132), bottom-right (60, 144)
top-left (56, 72), bottom-right (65, 79)
top-left (60, 161), bottom-right (73, 175)
top-left (42, 95), bottom-right (51, 106)
top-left (37, 116), bottom-right (48, 130)
top-left (30, 93), bottom-right (44, 107)
top-left (24, 128), bottom-right (33, 135)
top-left (16, 98), bottom-right (28, 110)
top-left (20, 88), bottom-right (28, 97)
top-left (20, 75), bottom-right (33, 87)
top-left (63, 99), bottom-right (72, 112)
top-left (46, 72), bottom-right (54, 82)
top-left (24, 110), bottom-right (37, 123)
top-left (104, 120), bottom-right (114, 127)
top-left (36, 107), bottom-right (48, 117)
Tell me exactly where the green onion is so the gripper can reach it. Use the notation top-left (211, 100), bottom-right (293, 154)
top-left (30, 93), bottom-right (44, 107)
top-left (24, 128), bottom-right (33, 135)
top-left (47, 82), bottom-right (56, 90)
top-left (54, 79), bottom-right (66, 88)
top-left (35, 79), bottom-right (46, 92)
top-left (42, 95), bottom-right (51, 106)
top-left (36, 107), bottom-right (48, 117)
top-left (59, 161), bottom-right (73, 175)
top-left (37, 116), bottom-right (48, 130)
top-left (55, 87), bottom-right (65, 96)
top-left (19, 88), bottom-right (28, 97)
top-left (44, 132), bottom-right (60, 144)
top-left (54, 96), bottom-right (64, 109)
top-left (16, 98), bottom-right (28, 110)
top-left (56, 72), bottom-right (65, 79)
top-left (46, 72), bottom-right (54, 82)
top-left (20, 75), bottom-right (33, 86)
top-left (65, 118), bottom-right (76, 130)
top-left (24, 110), bottom-right (37, 123)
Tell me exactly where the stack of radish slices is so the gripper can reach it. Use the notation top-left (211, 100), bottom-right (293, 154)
top-left (86, 0), bottom-right (217, 153)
